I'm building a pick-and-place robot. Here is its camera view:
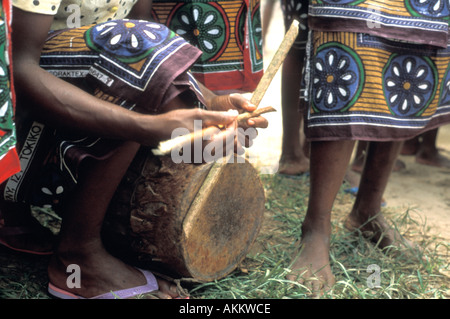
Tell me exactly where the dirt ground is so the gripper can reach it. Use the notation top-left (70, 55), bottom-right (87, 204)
top-left (251, 3), bottom-right (450, 245)
top-left (384, 144), bottom-right (450, 242)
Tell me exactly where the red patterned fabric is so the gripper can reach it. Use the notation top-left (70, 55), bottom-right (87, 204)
top-left (0, 0), bottom-right (20, 184)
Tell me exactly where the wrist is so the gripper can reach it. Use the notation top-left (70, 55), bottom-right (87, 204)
top-left (198, 81), bottom-right (217, 109)
top-left (132, 113), bottom-right (164, 147)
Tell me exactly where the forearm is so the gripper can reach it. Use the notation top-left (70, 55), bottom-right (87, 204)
top-left (11, 8), bottom-right (163, 144)
top-left (11, 8), bottom-right (241, 148)
top-left (14, 62), bottom-right (164, 145)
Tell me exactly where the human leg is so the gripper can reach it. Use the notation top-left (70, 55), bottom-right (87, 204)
top-left (278, 0), bottom-right (310, 176)
top-left (345, 141), bottom-right (417, 250)
top-left (414, 128), bottom-right (450, 168)
top-left (47, 141), bottom-right (180, 299)
top-left (345, 141), bottom-right (368, 191)
top-left (401, 136), bottom-right (420, 155)
top-left (278, 49), bottom-right (310, 176)
top-left (350, 141), bottom-right (368, 173)
top-left (287, 140), bottom-right (355, 291)
top-left (352, 141), bottom-right (405, 174)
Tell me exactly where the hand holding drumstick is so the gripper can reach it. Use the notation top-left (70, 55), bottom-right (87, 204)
top-left (154, 20), bottom-right (300, 156)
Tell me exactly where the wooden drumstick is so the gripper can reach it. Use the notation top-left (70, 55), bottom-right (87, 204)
top-left (249, 19), bottom-right (300, 107)
top-left (153, 20), bottom-right (300, 156)
top-left (154, 107), bottom-right (276, 156)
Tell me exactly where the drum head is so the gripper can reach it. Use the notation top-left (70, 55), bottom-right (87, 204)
top-left (181, 158), bottom-right (265, 281)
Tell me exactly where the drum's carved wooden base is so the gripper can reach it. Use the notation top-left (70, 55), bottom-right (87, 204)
top-left (104, 148), bottom-right (265, 282)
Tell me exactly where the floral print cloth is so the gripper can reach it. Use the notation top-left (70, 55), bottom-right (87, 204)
top-left (303, 0), bottom-right (450, 141)
top-left (4, 20), bottom-right (205, 209)
top-left (151, 0), bottom-right (264, 92)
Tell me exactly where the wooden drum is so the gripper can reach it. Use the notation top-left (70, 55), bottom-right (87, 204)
top-left (103, 148), bottom-right (265, 282)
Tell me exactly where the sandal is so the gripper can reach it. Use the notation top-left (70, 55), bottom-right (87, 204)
top-left (48, 268), bottom-right (190, 299)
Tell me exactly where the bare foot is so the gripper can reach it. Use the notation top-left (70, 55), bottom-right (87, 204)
top-left (415, 149), bottom-right (450, 168)
top-left (344, 211), bottom-right (420, 255)
top-left (278, 156), bottom-right (310, 176)
top-left (48, 247), bottom-right (185, 299)
top-left (287, 232), bottom-right (335, 296)
top-left (392, 159), bottom-right (406, 172)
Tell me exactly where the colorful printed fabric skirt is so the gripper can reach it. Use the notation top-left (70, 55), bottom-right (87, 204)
top-left (3, 20), bottom-right (205, 208)
top-left (151, 0), bottom-right (264, 92)
top-left (308, 0), bottom-right (449, 49)
top-left (304, 31), bottom-right (450, 141)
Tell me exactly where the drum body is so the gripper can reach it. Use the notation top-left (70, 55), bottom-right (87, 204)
top-left (104, 148), bottom-right (265, 282)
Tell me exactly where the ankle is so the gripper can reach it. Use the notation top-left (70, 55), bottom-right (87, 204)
top-left (55, 235), bottom-right (104, 260)
top-left (347, 209), bottom-right (370, 226)
top-left (301, 217), bottom-right (331, 242)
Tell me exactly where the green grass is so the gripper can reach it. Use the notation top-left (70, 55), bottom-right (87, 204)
top-left (0, 173), bottom-right (448, 299)
top-left (189, 174), bottom-right (449, 299)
